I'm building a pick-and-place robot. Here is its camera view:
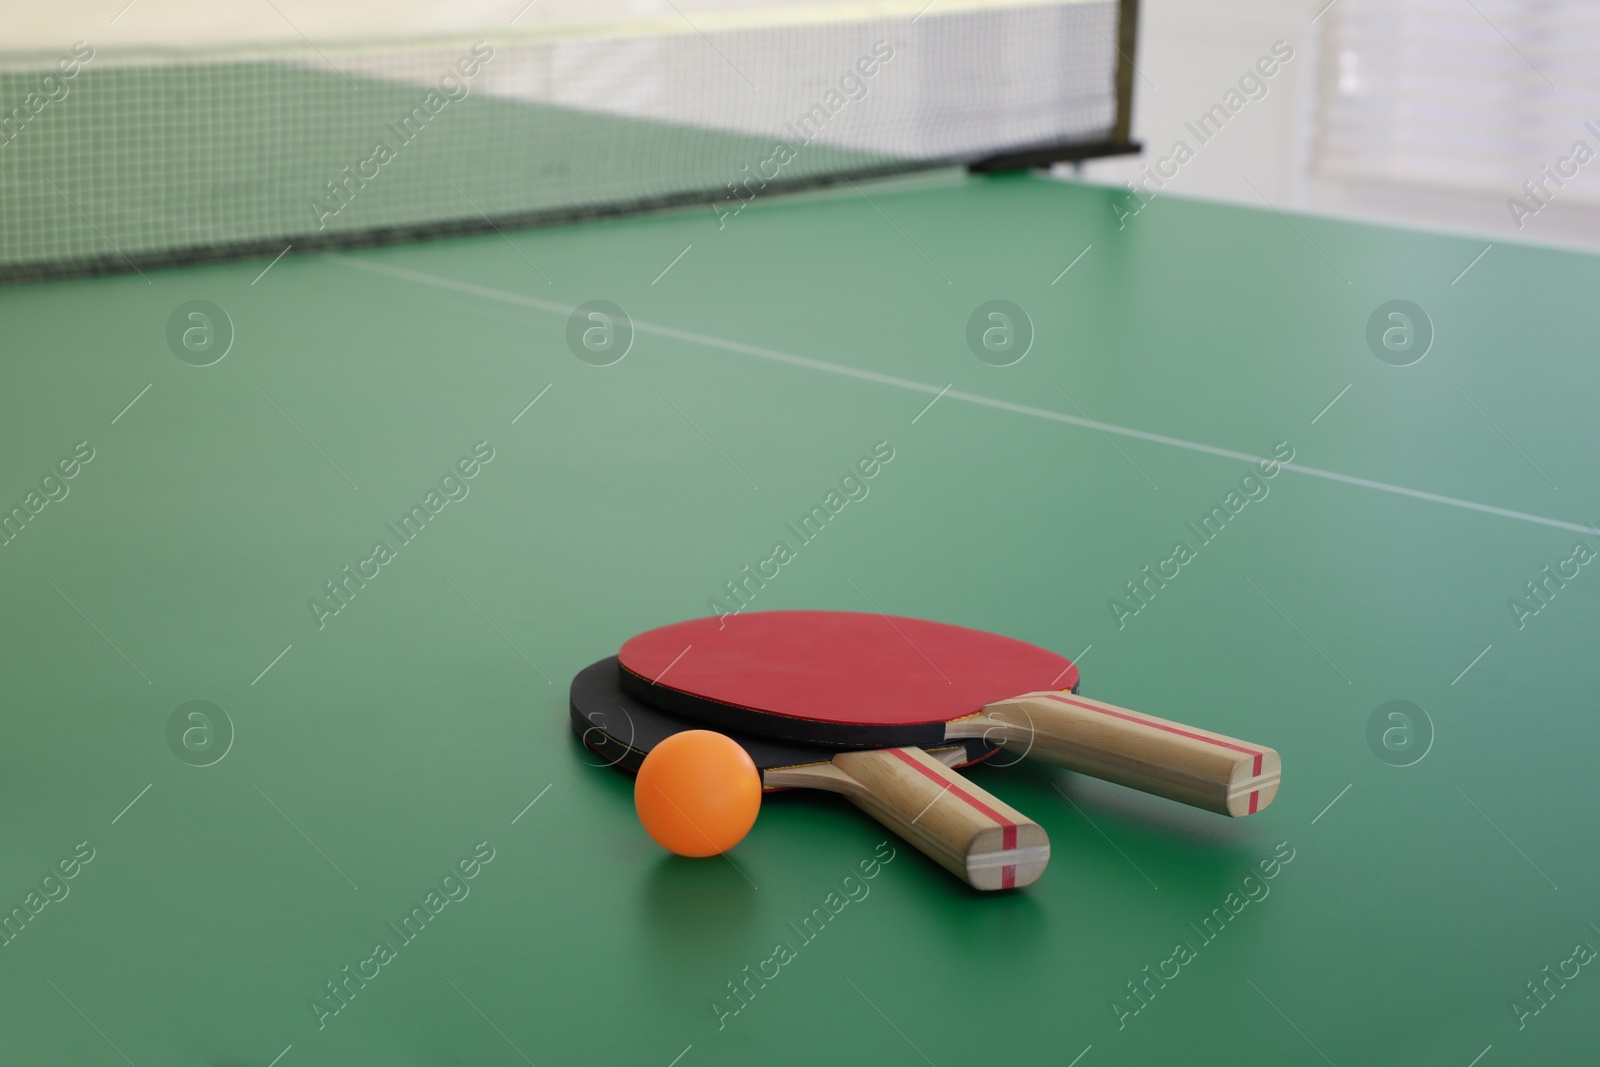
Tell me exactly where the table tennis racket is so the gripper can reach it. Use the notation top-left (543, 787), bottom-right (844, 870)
top-left (617, 611), bottom-right (1281, 818)
top-left (572, 657), bottom-right (1049, 890)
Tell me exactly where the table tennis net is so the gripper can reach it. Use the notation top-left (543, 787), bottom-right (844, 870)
top-left (0, 0), bottom-right (1125, 283)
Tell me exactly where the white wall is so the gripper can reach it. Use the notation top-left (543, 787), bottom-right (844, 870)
top-left (1074, 0), bottom-right (1600, 252)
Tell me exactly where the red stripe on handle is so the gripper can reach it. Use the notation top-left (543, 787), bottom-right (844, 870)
top-left (885, 749), bottom-right (1018, 887)
top-left (1037, 693), bottom-right (1264, 773)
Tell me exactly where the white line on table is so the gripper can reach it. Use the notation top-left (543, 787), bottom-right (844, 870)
top-left (329, 256), bottom-right (1600, 537)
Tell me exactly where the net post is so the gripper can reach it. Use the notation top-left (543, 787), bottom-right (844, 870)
top-left (966, 0), bottom-right (1143, 173)
top-left (1111, 0), bottom-right (1142, 147)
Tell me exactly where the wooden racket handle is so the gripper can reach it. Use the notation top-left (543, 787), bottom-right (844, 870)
top-left (765, 747), bottom-right (1049, 890)
top-left (958, 692), bottom-right (1281, 817)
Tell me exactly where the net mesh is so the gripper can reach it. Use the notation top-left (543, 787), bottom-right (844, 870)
top-left (0, 0), bottom-right (1121, 282)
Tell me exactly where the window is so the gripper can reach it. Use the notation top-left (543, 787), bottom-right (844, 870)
top-left (1315, 0), bottom-right (1600, 216)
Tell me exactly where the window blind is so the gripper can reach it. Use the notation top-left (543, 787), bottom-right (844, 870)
top-left (1314, 0), bottom-right (1600, 211)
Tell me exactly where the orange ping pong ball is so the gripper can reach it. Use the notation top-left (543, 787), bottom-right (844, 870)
top-left (634, 730), bottom-right (761, 857)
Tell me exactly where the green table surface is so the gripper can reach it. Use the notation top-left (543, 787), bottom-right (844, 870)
top-left (2, 170), bottom-right (1597, 1066)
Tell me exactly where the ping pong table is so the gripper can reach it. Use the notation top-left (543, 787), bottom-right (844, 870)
top-left (2, 167), bottom-right (1594, 1065)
